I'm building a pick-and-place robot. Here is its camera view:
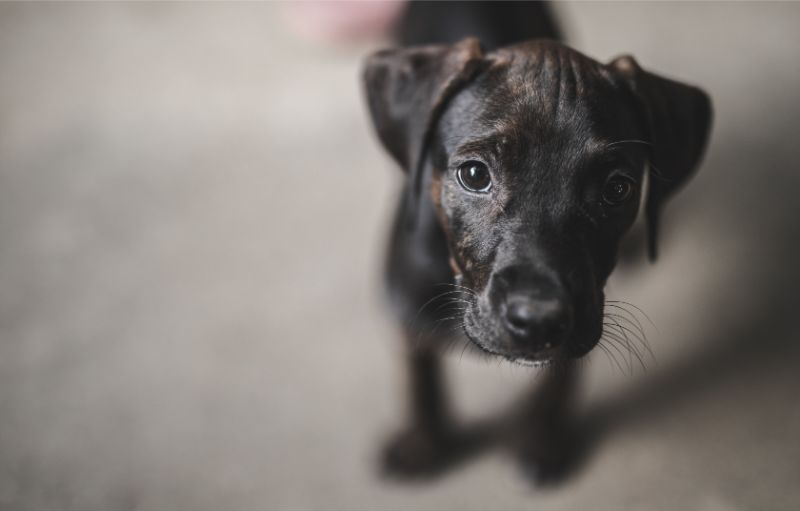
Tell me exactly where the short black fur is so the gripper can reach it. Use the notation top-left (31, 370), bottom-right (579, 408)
top-left (363, 1), bottom-right (712, 483)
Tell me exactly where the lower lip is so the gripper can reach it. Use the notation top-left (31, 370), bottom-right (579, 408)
top-left (463, 314), bottom-right (567, 364)
top-left (508, 357), bottom-right (554, 368)
top-left (480, 342), bottom-right (564, 365)
top-left (511, 346), bottom-right (563, 364)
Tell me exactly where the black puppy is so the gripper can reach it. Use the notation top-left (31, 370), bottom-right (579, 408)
top-left (363, 35), bottom-right (711, 481)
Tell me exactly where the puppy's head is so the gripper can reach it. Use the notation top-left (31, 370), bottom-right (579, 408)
top-left (364, 39), bottom-right (711, 364)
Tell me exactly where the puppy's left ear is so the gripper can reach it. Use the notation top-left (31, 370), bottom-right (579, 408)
top-left (609, 56), bottom-right (713, 261)
top-left (363, 38), bottom-right (485, 215)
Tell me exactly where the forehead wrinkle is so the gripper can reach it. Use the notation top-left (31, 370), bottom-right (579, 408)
top-left (508, 44), bottom-right (612, 126)
top-left (473, 57), bottom-right (612, 139)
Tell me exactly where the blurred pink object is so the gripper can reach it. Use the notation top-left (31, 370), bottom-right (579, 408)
top-left (283, 0), bottom-right (406, 43)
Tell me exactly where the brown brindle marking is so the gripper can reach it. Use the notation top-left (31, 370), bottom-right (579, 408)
top-left (365, 32), bottom-right (711, 483)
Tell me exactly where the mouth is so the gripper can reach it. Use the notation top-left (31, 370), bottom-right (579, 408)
top-left (469, 337), bottom-right (565, 366)
top-left (461, 312), bottom-right (567, 367)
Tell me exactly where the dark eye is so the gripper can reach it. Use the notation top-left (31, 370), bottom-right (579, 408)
top-left (602, 175), bottom-right (635, 206)
top-left (456, 161), bottom-right (492, 193)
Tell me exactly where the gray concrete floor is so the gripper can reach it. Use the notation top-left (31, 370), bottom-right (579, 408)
top-left (1, 2), bottom-right (799, 510)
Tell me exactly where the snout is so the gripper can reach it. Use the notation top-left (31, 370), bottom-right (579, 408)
top-left (464, 265), bottom-right (579, 362)
top-left (461, 259), bottom-right (603, 363)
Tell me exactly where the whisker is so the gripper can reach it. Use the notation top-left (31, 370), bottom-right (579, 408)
top-left (603, 316), bottom-right (644, 358)
top-left (605, 300), bottom-right (658, 364)
top-left (432, 282), bottom-right (479, 296)
top-left (410, 290), bottom-right (462, 327)
top-left (407, 282), bottom-right (480, 348)
top-left (595, 343), bottom-right (617, 371)
top-left (598, 338), bottom-right (626, 374)
top-left (606, 300), bottom-right (658, 332)
top-left (604, 336), bottom-right (634, 374)
top-left (604, 313), bottom-right (636, 369)
top-left (603, 323), bottom-right (646, 371)
top-left (600, 334), bottom-right (633, 374)
top-left (430, 299), bottom-right (470, 315)
top-left (604, 310), bottom-right (648, 344)
top-left (604, 315), bottom-right (655, 362)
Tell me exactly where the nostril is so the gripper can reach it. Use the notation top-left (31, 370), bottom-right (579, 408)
top-left (505, 297), bottom-right (539, 331)
top-left (503, 294), bottom-right (573, 342)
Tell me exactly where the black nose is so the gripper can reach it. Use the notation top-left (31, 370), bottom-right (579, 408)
top-left (503, 293), bottom-right (573, 348)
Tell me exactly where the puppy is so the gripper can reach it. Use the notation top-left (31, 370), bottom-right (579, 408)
top-left (363, 37), bottom-right (712, 482)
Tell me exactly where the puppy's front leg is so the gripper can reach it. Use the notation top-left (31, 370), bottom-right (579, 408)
top-left (381, 343), bottom-right (454, 477)
top-left (507, 363), bottom-right (581, 486)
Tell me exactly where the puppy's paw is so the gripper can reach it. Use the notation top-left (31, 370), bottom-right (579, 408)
top-left (512, 425), bottom-right (584, 487)
top-left (516, 447), bottom-right (574, 487)
top-left (380, 427), bottom-right (453, 479)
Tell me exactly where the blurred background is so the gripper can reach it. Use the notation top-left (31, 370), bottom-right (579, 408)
top-left (1, 2), bottom-right (799, 510)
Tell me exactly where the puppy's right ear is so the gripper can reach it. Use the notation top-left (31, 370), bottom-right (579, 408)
top-left (608, 56), bottom-right (712, 262)
top-left (363, 38), bottom-right (485, 204)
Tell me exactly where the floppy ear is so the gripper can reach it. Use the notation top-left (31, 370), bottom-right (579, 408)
top-left (363, 38), bottom-right (485, 215)
top-left (609, 56), bottom-right (713, 261)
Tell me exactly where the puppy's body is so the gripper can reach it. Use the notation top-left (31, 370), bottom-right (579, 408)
top-left (365, 4), bottom-right (711, 482)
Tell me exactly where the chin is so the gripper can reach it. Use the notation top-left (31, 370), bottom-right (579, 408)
top-left (462, 312), bottom-right (601, 366)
